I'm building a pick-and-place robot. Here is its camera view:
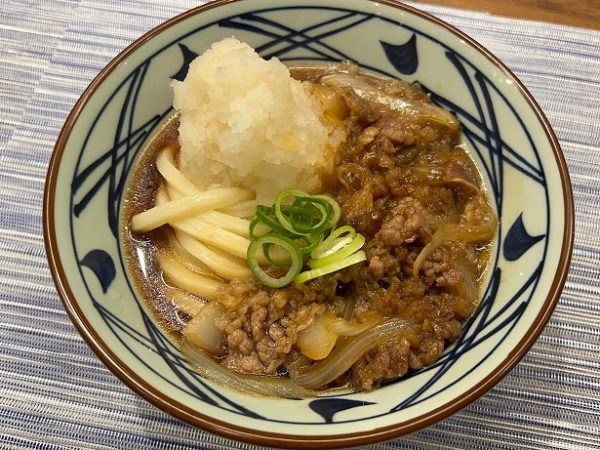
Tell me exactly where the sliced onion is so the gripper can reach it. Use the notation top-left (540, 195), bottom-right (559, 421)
top-left (296, 300), bottom-right (378, 362)
top-left (326, 313), bottom-right (383, 336)
top-left (412, 214), bottom-right (497, 278)
top-left (308, 82), bottom-right (350, 121)
top-left (413, 165), bottom-right (479, 192)
top-left (296, 311), bottom-right (339, 360)
top-left (180, 341), bottom-right (319, 399)
top-left (320, 72), bottom-right (459, 130)
top-left (452, 261), bottom-right (480, 317)
top-left (182, 301), bottom-right (227, 356)
top-left (289, 317), bottom-right (416, 389)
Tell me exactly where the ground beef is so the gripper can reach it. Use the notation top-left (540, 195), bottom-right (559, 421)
top-left (216, 278), bottom-right (340, 375)
top-left (374, 117), bottom-right (418, 146)
top-left (182, 68), bottom-right (495, 392)
top-left (351, 335), bottom-right (412, 390)
top-left (311, 71), bottom-right (493, 390)
top-left (376, 204), bottom-right (431, 246)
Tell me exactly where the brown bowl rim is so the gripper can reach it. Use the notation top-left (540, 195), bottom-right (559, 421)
top-left (43, 0), bottom-right (575, 448)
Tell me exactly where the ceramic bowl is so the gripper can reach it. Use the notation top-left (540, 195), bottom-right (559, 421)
top-left (43, 0), bottom-right (574, 447)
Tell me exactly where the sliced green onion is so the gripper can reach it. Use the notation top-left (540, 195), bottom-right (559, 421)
top-left (308, 233), bottom-right (366, 269)
top-left (311, 225), bottom-right (356, 260)
top-left (247, 235), bottom-right (303, 288)
top-left (262, 242), bottom-right (293, 267)
top-left (309, 194), bottom-right (341, 229)
top-left (254, 205), bottom-right (289, 236)
top-left (248, 189), bottom-right (363, 287)
top-left (275, 189), bottom-right (340, 235)
top-left (295, 233), bottom-right (323, 257)
top-left (274, 189), bottom-right (331, 236)
top-left (294, 251), bottom-right (367, 284)
top-left (249, 216), bottom-right (265, 240)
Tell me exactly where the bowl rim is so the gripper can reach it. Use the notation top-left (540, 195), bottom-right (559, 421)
top-left (43, 0), bottom-right (575, 447)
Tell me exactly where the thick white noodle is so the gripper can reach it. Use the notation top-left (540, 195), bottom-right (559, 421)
top-left (136, 145), bottom-right (266, 299)
top-left (195, 211), bottom-right (250, 237)
top-left (156, 145), bottom-right (199, 196)
top-left (175, 230), bottom-right (252, 281)
top-left (155, 184), bottom-right (170, 206)
top-left (151, 184), bottom-right (251, 260)
top-left (166, 229), bottom-right (219, 277)
top-left (131, 186), bottom-right (254, 233)
top-left (167, 188), bottom-right (251, 237)
top-left (170, 217), bottom-right (251, 260)
top-left (158, 253), bottom-right (223, 299)
top-left (218, 199), bottom-right (259, 219)
top-left (167, 289), bottom-right (206, 317)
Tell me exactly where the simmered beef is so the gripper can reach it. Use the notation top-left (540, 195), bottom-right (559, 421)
top-left (125, 66), bottom-right (496, 394)
top-left (205, 68), bottom-right (495, 391)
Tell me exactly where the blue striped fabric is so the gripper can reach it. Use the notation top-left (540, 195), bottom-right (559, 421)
top-left (1, 1), bottom-right (598, 449)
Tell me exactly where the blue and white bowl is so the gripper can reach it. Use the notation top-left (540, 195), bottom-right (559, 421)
top-left (43, 0), bottom-right (574, 447)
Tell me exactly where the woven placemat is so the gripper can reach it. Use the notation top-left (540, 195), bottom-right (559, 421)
top-left (1, 1), bottom-right (598, 448)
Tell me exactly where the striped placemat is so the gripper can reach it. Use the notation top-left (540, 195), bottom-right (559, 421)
top-left (1, 1), bottom-right (598, 448)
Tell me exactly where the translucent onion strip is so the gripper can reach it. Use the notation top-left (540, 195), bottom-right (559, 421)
top-left (320, 72), bottom-right (460, 131)
top-left (412, 214), bottom-right (497, 278)
top-left (326, 313), bottom-right (383, 337)
top-left (182, 301), bottom-right (227, 355)
top-left (296, 311), bottom-right (339, 360)
top-left (289, 317), bottom-right (415, 389)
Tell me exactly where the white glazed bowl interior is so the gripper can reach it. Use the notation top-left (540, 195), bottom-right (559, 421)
top-left (44, 0), bottom-right (573, 448)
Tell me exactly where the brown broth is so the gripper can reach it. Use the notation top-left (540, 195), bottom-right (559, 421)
top-left (121, 115), bottom-right (186, 337)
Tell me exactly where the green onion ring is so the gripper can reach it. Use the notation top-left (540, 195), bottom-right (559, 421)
top-left (262, 242), bottom-right (293, 267)
top-left (308, 234), bottom-right (366, 269)
top-left (248, 189), bottom-right (361, 287)
top-left (247, 235), bottom-right (303, 288)
top-left (307, 194), bottom-right (341, 228)
top-left (294, 251), bottom-right (367, 284)
top-left (275, 189), bottom-right (331, 236)
top-left (254, 205), bottom-right (290, 236)
top-left (311, 225), bottom-right (356, 260)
